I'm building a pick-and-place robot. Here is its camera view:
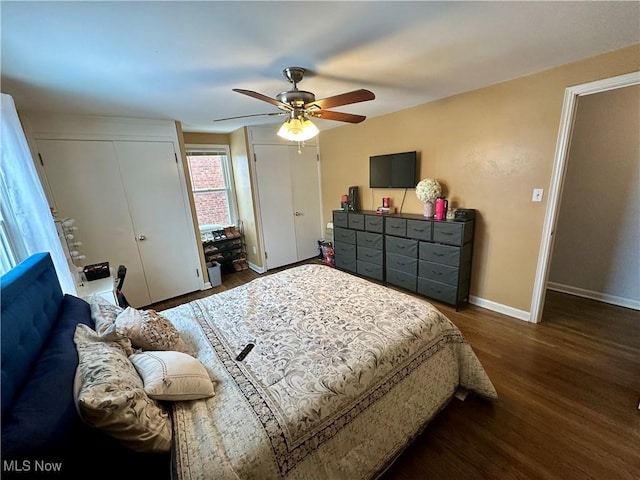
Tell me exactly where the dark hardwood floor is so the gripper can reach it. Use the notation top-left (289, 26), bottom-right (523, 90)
top-left (148, 262), bottom-right (640, 480)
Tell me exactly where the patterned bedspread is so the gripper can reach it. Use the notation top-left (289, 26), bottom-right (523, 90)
top-left (163, 264), bottom-right (497, 480)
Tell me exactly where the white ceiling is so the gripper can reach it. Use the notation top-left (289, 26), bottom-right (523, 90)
top-left (2, 1), bottom-right (639, 134)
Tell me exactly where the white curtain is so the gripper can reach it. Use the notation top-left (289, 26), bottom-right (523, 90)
top-left (0, 93), bottom-right (77, 294)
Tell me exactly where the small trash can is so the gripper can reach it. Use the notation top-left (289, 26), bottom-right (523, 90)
top-left (207, 262), bottom-right (222, 287)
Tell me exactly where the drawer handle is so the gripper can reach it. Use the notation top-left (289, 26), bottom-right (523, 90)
top-left (433, 252), bottom-right (444, 257)
top-left (432, 271), bottom-right (442, 275)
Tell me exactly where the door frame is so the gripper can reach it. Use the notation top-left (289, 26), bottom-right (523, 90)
top-left (529, 71), bottom-right (640, 324)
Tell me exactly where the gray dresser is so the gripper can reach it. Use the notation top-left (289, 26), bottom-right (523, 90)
top-left (333, 210), bottom-right (385, 281)
top-left (333, 210), bottom-right (475, 309)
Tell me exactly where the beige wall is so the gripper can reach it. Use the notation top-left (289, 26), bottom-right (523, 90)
top-left (182, 131), bottom-right (230, 145)
top-left (549, 85), bottom-right (639, 304)
top-left (319, 45), bottom-right (640, 313)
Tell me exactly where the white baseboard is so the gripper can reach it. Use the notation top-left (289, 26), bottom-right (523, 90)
top-left (201, 281), bottom-right (212, 290)
top-left (468, 295), bottom-right (531, 322)
top-left (248, 261), bottom-right (266, 274)
top-left (547, 282), bottom-right (640, 311)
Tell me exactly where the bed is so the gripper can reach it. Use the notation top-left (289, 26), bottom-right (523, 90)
top-left (1, 252), bottom-right (497, 479)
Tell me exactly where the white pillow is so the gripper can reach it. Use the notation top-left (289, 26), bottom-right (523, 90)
top-left (129, 351), bottom-right (215, 401)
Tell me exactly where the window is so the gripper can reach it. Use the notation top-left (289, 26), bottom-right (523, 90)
top-left (185, 144), bottom-right (238, 233)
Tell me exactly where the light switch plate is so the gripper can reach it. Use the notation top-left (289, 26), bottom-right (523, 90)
top-left (532, 188), bottom-right (544, 202)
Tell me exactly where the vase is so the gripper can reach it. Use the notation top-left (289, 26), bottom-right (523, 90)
top-left (423, 201), bottom-right (434, 218)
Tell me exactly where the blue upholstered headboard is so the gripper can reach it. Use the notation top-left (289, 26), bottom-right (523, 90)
top-left (1, 252), bottom-right (64, 418)
top-left (1, 252), bottom-right (170, 475)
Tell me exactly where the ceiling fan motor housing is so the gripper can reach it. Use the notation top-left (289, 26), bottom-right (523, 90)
top-left (216, 65), bottom-right (373, 125)
top-left (276, 90), bottom-right (316, 108)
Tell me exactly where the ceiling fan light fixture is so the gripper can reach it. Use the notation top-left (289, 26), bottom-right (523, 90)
top-left (277, 116), bottom-right (319, 142)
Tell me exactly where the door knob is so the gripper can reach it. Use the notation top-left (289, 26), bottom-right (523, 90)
top-left (138, 235), bottom-right (147, 241)
top-left (294, 212), bottom-right (302, 216)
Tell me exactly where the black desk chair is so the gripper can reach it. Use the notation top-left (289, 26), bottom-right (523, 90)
top-left (116, 265), bottom-right (130, 309)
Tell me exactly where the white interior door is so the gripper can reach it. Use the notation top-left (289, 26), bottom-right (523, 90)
top-left (290, 146), bottom-right (322, 260)
top-left (114, 141), bottom-right (201, 303)
top-left (254, 144), bottom-right (298, 269)
top-left (254, 143), bottom-right (322, 270)
top-left (37, 139), bottom-right (152, 307)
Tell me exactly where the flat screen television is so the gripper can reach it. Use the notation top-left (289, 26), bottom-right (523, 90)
top-left (369, 151), bottom-right (418, 188)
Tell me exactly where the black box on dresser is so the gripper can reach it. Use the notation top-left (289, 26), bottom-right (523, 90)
top-left (333, 210), bottom-right (475, 310)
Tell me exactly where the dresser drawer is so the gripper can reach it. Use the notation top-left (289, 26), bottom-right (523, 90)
top-left (348, 213), bottom-right (365, 230)
top-left (419, 260), bottom-right (459, 286)
top-left (357, 231), bottom-right (383, 250)
top-left (417, 278), bottom-right (457, 305)
top-left (433, 221), bottom-right (472, 246)
top-left (358, 246), bottom-right (383, 265)
top-left (357, 261), bottom-right (383, 281)
top-left (334, 241), bottom-right (356, 259)
top-left (365, 215), bottom-right (384, 233)
top-left (334, 227), bottom-right (356, 244)
top-left (333, 211), bottom-right (348, 228)
top-left (386, 252), bottom-right (417, 275)
top-left (419, 242), bottom-right (461, 266)
top-left (406, 219), bottom-right (432, 241)
top-left (385, 217), bottom-right (406, 237)
top-left (386, 236), bottom-right (417, 257)
top-left (336, 257), bottom-right (357, 273)
top-left (335, 244), bottom-right (357, 272)
top-left (386, 268), bottom-right (417, 292)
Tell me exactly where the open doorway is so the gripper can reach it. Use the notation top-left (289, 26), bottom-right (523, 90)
top-left (547, 84), bottom-right (639, 309)
top-left (530, 72), bottom-right (640, 324)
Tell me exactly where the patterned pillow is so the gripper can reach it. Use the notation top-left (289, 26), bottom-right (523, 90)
top-left (115, 307), bottom-right (189, 353)
top-left (73, 324), bottom-right (172, 453)
top-left (86, 294), bottom-right (123, 335)
top-left (129, 351), bottom-right (215, 401)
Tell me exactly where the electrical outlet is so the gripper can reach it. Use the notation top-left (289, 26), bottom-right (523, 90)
top-left (252, 246), bottom-right (257, 254)
top-left (532, 188), bottom-right (544, 202)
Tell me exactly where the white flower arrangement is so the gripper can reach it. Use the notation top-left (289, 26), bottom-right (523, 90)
top-left (415, 178), bottom-right (442, 203)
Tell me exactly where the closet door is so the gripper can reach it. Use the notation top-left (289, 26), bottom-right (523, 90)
top-left (254, 144), bottom-right (298, 269)
top-left (37, 139), bottom-right (152, 306)
top-left (290, 146), bottom-right (323, 261)
top-left (254, 144), bottom-right (322, 270)
top-left (37, 139), bottom-right (202, 307)
top-left (114, 141), bottom-right (201, 303)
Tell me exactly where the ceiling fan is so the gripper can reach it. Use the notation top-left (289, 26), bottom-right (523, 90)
top-left (214, 67), bottom-right (375, 141)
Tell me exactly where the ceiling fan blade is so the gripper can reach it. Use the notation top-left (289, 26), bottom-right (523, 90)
top-left (233, 88), bottom-right (292, 111)
top-left (305, 89), bottom-right (375, 111)
top-left (308, 110), bottom-right (366, 124)
top-left (213, 111), bottom-right (285, 122)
